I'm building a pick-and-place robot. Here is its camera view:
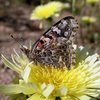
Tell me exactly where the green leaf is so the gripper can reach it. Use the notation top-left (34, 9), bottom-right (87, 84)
top-left (0, 84), bottom-right (23, 94)
top-left (27, 94), bottom-right (42, 100)
top-left (9, 94), bottom-right (27, 100)
top-left (0, 84), bottom-right (36, 95)
top-left (27, 93), bottom-right (55, 100)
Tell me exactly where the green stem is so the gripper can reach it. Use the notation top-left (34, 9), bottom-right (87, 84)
top-left (72, 0), bottom-right (76, 15)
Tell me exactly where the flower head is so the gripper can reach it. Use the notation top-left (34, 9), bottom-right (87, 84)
top-left (1, 47), bottom-right (100, 100)
top-left (86, 0), bottom-right (100, 5)
top-left (81, 16), bottom-right (96, 24)
top-left (30, 1), bottom-right (69, 20)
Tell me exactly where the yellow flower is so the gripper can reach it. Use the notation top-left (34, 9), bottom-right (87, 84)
top-left (86, 0), bottom-right (100, 4)
top-left (1, 47), bottom-right (100, 100)
top-left (30, 1), bottom-right (69, 20)
top-left (81, 16), bottom-right (96, 24)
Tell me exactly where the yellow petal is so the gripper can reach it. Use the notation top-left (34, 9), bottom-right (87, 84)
top-left (42, 84), bottom-right (54, 98)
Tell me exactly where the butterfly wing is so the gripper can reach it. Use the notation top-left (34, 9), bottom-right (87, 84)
top-left (23, 16), bottom-right (78, 69)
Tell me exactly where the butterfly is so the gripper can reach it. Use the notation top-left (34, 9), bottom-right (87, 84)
top-left (12, 16), bottom-right (78, 69)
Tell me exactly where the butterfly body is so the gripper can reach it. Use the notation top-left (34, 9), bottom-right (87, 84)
top-left (21, 16), bottom-right (78, 69)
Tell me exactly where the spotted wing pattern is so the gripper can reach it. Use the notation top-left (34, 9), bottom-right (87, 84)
top-left (22, 16), bottom-right (78, 69)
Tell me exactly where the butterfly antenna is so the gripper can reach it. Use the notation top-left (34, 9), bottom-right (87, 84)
top-left (10, 34), bottom-right (30, 55)
top-left (10, 34), bottom-right (26, 49)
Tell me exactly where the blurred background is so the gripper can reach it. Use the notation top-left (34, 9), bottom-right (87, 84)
top-left (0, 0), bottom-right (100, 99)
